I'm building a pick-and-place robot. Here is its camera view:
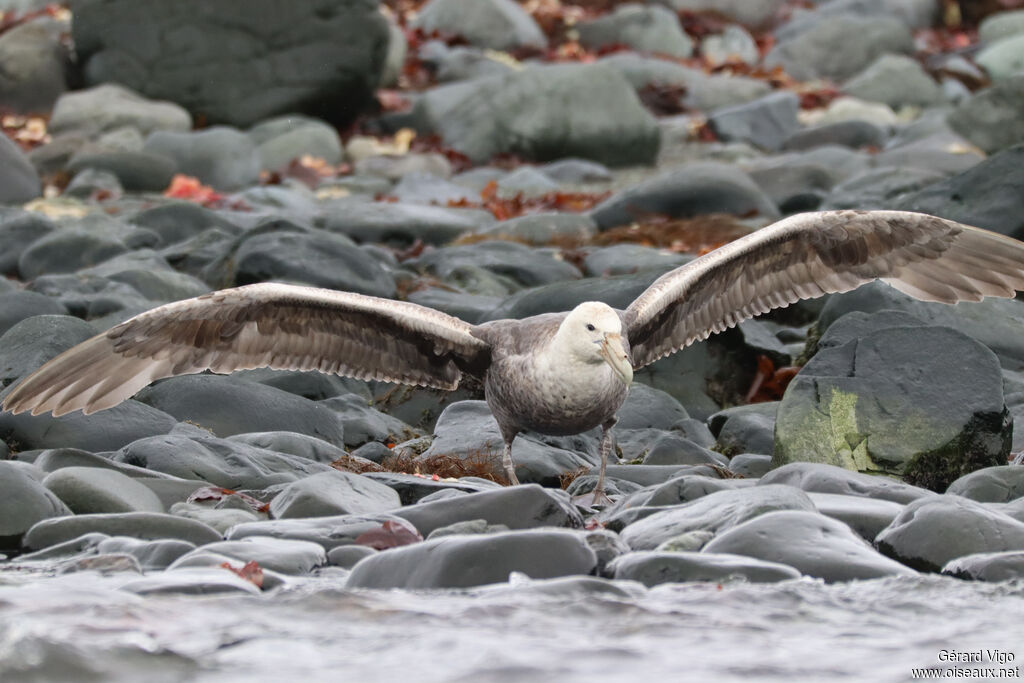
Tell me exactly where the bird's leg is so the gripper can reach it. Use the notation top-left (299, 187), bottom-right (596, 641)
top-left (590, 418), bottom-right (617, 506)
top-left (501, 434), bottom-right (520, 486)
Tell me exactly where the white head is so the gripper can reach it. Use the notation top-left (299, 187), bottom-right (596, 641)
top-left (558, 302), bottom-right (633, 384)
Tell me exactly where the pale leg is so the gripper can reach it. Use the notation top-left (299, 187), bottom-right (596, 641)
top-left (502, 439), bottom-right (520, 485)
top-left (591, 418), bottom-right (616, 505)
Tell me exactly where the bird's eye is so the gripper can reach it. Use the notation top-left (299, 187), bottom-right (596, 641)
top-left (586, 324), bottom-right (596, 331)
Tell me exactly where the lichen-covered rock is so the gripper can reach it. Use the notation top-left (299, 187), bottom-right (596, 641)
top-left (773, 325), bottom-right (1010, 491)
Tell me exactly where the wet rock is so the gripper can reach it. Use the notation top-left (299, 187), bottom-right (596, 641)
top-left (0, 398), bottom-right (177, 453)
top-left (172, 537), bottom-right (326, 575)
top-left (0, 291), bottom-right (67, 336)
top-left (248, 115), bottom-right (343, 170)
top-left (822, 165), bottom-right (945, 210)
top-left (415, 401), bottom-right (597, 486)
top-left (114, 432), bottom-right (334, 490)
top-left (73, 0), bottom-right (387, 128)
top-left (484, 272), bottom-right (662, 321)
top-left (590, 162), bottom-right (777, 230)
top-left (320, 198), bottom-right (492, 246)
top-left (120, 567), bottom-right (261, 595)
top-left (412, 0), bottom-right (545, 51)
top-left (760, 463), bottom-right (932, 504)
top-left (942, 551), bottom-right (1024, 581)
top-left (134, 375), bottom-right (347, 447)
top-left (876, 495), bottom-right (1024, 572)
top-left (17, 229), bottom-right (127, 280)
top-left (947, 77), bottom-right (1024, 154)
top-left (619, 485), bottom-right (817, 550)
top-left (426, 518), bottom-right (510, 540)
top-left (709, 91), bottom-right (800, 152)
top-left (27, 274), bottom-right (150, 320)
top-left (169, 503), bottom-right (261, 535)
top-left (616, 383), bottom-right (692, 431)
top-left (64, 168), bottom-right (123, 199)
top-left (66, 150), bottom-right (177, 192)
top-left (0, 211), bottom-right (55, 276)
top-left (976, 34), bottom-right (1024, 81)
top-left (728, 454), bottom-right (772, 478)
top-left (0, 316), bottom-right (97, 385)
top-left (710, 403), bottom-right (777, 456)
top-left (362, 472), bottom-right (496, 506)
top-left (539, 158), bottom-right (613, 184)
top-left (43, 467), bottom-right (164, 514)
top-left (143, 127), bottom-right (260, 191)
top-left (704, 510), bottom-right (915, 581)
top-left (773, 326), bottom-right (1010, 491)
top-left (48, 83), bottom-right (191, 138)
top-left (817, 282), bottom-right (1024, 370)
top-left (577, 4), bottom-right (693, 58)
top-left (227, 431), bottom-right (348, 465)
top-left (807, 492), bottom-right (904, 542)
top-left (225, 513), bottom-right (409, 550)
top-left (783, 120), bottom-right (889, 152)
top-left (980, 10), bottom-right (1024, 44)
top-left (269, 470), bottom-right (401, 519)
top-left (346, 529), bottom-right (597, 589)
top-left (641, 433), bottom-right (726, 467)
top-left (610, 550), bottom-right (800, 585)
top-left (655, 0), bottom-right (786, 27)
top-left (765, 15), bottom-right (913, 82)
top-left (22, 512), bottom-right (221, 551)
top-left (327, 544), bottom-right (376, 569)
top-left (0, 461), bottom-right (71, 548)
top-left (226, 228), bottom-right (397, 297)
top-left (842, 54), bottom-right (942, 108)
top-left (946, 466), bottom-right (1024, 503)
top-left (0, 17), bottom-right (68, 114)
top-left (414, 63), bottom-right (659, 167)
top-left (394, 484), bottom-right (582, 537)
top-left (132, 201), bottom-right (241, 246)
top-left (96, 536), bottom-right (196, 570)
top-left (701, 25), bottom-right (759, 66)
top-left (628, 475), bottom-right (757, 508)
top-left (478, 212), bottom-right (597, 247)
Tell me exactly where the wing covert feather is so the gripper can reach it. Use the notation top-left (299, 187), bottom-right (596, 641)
top-left (623, 210), bottom-right (1024, 368)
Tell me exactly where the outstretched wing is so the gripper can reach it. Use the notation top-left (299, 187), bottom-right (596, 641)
top-left (623, 210), bottom-right (1024, 368)
top-left (2, 283), bottom-right (491, 417)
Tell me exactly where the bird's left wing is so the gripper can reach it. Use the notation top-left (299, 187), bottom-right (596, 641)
top-left (2, 283), bottom-right (491, 417)
top-left (622, 210), bottom-right (1024, 369)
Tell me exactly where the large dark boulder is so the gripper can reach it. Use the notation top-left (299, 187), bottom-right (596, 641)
top-left (413, 63), bottom-right (660, 167)
top-left (774, 324), bottom-right (1011, 491)
top-left (893, 145), bottom-right (1024, 240)
top-left (71, 0), bottom-right (389, 128)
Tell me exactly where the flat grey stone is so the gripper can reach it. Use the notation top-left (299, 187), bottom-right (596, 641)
top-left (22, 512), bottom-right (221, 551)
top-left (394, 484), bottom-right (583, 537)
top-left (807, 492), bottom-right (904, 542)
top-left (225, 513), bottom-right (411, 551)
top-left (947, 466), bottom-right (1024, 503)
top-left (760, 463), bottom-right (933, 504)
top-left (96, 536), bottom-right (196, 570)
top-left (876, 494), bottom-right (1024, 572)
top-left (619, 484), bottom-right (817, 550)
top-left (269, 470), bottom-right (401, 519)
top-left (43, 466), bottom-right (165, 514)
top-left (170, 536), bottom-right (326, 575)
top-left (704, 510), bottom-right (915, 582)
top-left (609, 550), bottom-right (800, 585)
top-left (0, 461), bottom-right (71, 545)
top-left (942, 550), bottom-right (1024, 581)
top-left (346, 529), bottom-right (597, 589)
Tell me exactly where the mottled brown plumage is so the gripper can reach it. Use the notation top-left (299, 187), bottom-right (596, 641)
top-left (6, 210), bottom-right (1024, 502)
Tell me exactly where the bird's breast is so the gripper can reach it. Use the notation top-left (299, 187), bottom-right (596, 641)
top-left (484, 353), bottom-right (629, 436)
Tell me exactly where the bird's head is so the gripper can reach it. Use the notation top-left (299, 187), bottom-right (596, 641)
top-left (561, 302), bottom-right (633, 385)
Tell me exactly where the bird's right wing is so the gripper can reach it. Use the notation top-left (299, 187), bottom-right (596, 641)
top-left (622, 210), bottom-right (1024, 369)
top-left (2, 283), bottom-right (491, 417)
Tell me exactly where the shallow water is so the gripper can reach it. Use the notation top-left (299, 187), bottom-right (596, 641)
top-left (2, 570), bottom-right (1022, 683)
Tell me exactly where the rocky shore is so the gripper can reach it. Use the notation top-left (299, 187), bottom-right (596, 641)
top-left (2, 0), bottom-right (1024, 679)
